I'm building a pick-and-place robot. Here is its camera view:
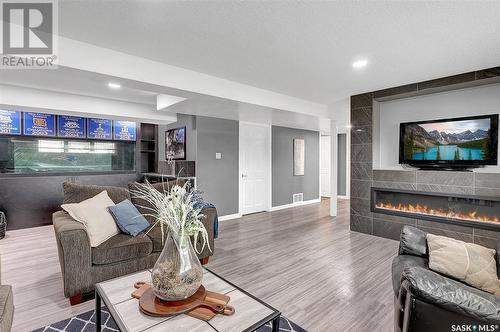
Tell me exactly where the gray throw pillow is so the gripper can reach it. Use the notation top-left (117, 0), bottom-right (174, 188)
top-left (108, 199), bottom-right (150, 237)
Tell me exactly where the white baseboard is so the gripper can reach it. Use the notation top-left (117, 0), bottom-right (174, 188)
top-left (321, 194), bottom-right (350, 199)
top-left (270, 198), bottom-right (321, 211)
top-left (218, 213), bottom-right (242, 221)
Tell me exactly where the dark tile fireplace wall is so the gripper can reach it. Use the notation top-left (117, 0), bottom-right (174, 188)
top-left (350, 66), bottom-right (500, 248)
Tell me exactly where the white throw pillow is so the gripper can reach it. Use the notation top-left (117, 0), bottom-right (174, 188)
top-left (61, 190), bottom-right (119, 247)
top-left (427, 233), bottom-right (500, 295)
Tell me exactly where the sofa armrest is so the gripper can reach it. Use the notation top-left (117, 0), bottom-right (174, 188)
top-left (0, 285), bottom-right (13, 332)
top-left (399, 225), bottom-right (428, 257)
top-left (402, 266), bottom-right (500, 323)
top-left (392, 254), bottom-right (428, 296)
top-left (193, 207), bottom-right (216, 259)
top-left (52, 211), bottom-right (93, 297)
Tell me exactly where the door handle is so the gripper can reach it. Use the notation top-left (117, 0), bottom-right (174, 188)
top-left (242, 174), bottom-right (248, 178)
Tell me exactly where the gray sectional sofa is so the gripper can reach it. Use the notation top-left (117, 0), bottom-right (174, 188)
top-left (0, 256), bottom-right (14, 332)
top-left (53, 181), bottom-right (216, 305)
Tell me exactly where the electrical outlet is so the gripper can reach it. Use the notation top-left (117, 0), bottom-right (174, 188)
top-left (215, 152), bottom-right (222, 160)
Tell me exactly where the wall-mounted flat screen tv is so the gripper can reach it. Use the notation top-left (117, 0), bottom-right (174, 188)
top-left (399, 114), bottom-right (498, 169)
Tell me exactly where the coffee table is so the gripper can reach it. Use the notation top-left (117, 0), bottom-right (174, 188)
top-left (95, 268), bottom-right (281, 332)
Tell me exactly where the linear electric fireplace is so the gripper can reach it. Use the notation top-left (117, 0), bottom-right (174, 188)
top-left (371, 188), bottom-right (500, 230)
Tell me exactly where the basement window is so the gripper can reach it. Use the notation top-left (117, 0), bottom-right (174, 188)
top-left (0, 137), bottom-right (135, 174)
top-left (67, 141), bottom-right (91, 154)
top-left (38, 140), bottom-right (64, 153)
top-left (93, 142), bottom-right (115, 154)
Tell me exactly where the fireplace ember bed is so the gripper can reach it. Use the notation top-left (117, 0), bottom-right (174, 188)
top-left (371, 187), bottom-right (500, 231)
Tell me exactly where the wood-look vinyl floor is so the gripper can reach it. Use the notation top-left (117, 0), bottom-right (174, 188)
top-left (0, 198), bottom-right (399, 332)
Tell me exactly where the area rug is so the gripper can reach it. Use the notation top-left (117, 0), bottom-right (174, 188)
top-left (33, 306), bottom-right (307, 332)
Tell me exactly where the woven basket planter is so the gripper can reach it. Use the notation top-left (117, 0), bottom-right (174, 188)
top-left (0, 211), bottom-right (6, 239)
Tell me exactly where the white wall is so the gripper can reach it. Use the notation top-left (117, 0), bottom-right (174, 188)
top-left (377, 83), bottom-right (500, 172)
top-left (326, 97), bottom-right (350, 133)
top-left (326, 98), bottom-right (351, 198)
top-left (320, 131), bottom-right (350, 198)
top-left (320, 135), bottom-right (331, 197)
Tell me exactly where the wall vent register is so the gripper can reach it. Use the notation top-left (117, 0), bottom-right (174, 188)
top-left (293, 193), bottom-right (304, 203)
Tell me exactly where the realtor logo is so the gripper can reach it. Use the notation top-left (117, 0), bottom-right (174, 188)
top-left (1, 0), bottom-right (58, 68)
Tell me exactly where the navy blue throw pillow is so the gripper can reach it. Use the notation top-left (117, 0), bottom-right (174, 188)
top-left (108, 199), bottom-right (150, 236)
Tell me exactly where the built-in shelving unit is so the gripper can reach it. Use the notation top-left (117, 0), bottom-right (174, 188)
top-left (140, 123), bottom-right (158, 173)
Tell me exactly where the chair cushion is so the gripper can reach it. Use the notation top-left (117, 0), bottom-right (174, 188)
top-left (61, 191), bottom-right (119, 247)
top-left (402, 266), bottom-right (500, 323)
top-left (427, 234), bottom-right (500, 295)
top-left (63, 182), bottom-right (130, 204)
top-left (108, 199), bottom-right (150, 236)
top-left (92, 233), bottom-right (153, 265)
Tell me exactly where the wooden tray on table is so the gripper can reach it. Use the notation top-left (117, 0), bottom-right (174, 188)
top-left (132, 282), bottom-right (235, 321)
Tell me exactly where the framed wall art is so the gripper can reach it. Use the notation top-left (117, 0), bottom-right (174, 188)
top-left (293, 138), bottom-right (305, 176)
top-left (165, 126), bottom-right (186, 160)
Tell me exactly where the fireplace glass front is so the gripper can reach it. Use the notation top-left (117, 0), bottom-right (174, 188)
top-left (371, 188), bottom-right (500, 230)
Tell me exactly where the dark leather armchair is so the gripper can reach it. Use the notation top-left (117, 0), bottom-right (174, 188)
top-left (392, 226), bottom-right (500, 332)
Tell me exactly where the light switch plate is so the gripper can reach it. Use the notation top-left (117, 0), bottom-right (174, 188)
top-left (215, 152), bottom-right (222, 160)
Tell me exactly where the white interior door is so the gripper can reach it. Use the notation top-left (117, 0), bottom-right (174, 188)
top-left (321, 135), bottom-right (331, 197)
top-left (239, 123), bottom-right (270, 215)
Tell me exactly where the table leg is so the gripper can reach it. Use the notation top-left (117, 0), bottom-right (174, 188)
top-left (271, 315), bottom-right (280, 332)
top-left (95, 291), bottom-right (101, 332)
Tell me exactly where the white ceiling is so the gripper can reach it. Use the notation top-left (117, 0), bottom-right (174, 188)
top-left (0, 66), bottom-right (331, 131)
top-left (0, 67), bottom-right (158, 105)
top-left (58, 1), bottom-right (500, 105)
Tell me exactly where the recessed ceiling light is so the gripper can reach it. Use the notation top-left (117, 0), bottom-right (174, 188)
top-left (352, 59), bottom-right (368, 69)
top-left (108, 82), bottom-right (121, 89)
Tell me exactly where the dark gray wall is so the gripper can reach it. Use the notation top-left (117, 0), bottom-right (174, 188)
top-left (158, 114), bottom-right (197, 162)
top-left (272, 126), bottom-right (320, 207)
top-left (196, 116), bottom-right (239, 216)
top-left (0, 172), bottom-right (138, 230)
top-left (338, 133), bottom-right (347, 196)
